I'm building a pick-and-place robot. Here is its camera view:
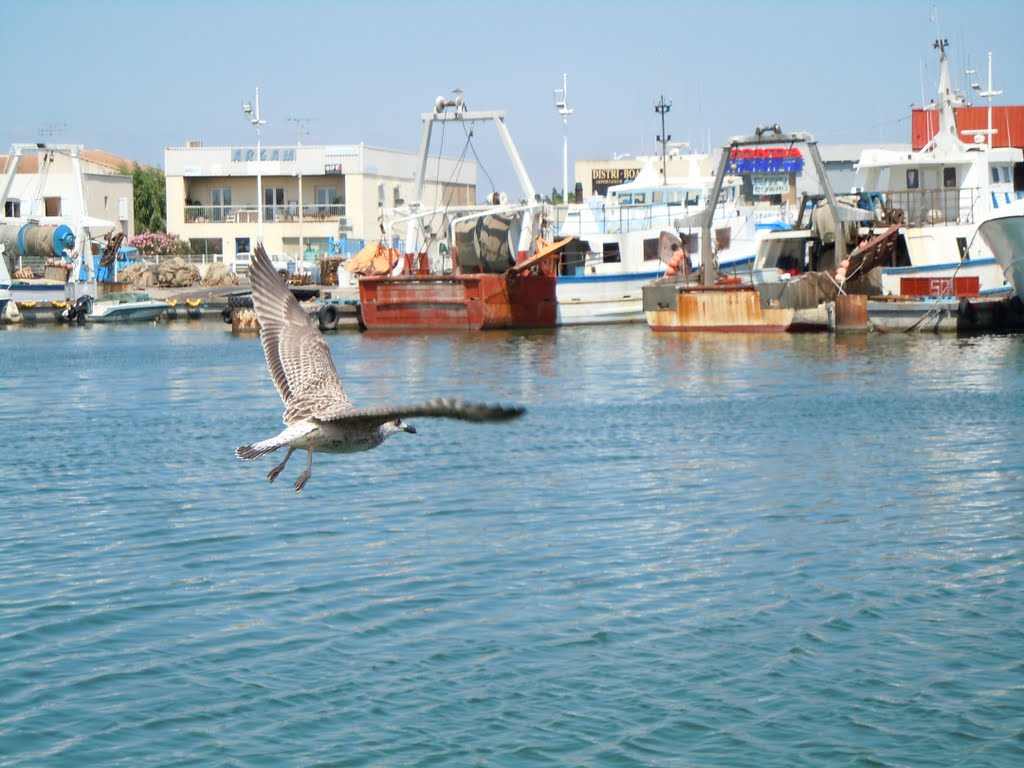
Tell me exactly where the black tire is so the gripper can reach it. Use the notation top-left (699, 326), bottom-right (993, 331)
top-left (221, 306), bottom-right (233, 324)
top-left (958, 297), bottom-right (977, 325)
top-left (318, 304), bottom-right (339, 332)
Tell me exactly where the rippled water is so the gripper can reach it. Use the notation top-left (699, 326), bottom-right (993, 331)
top-left (1, 322), bottom-right (1022, 766)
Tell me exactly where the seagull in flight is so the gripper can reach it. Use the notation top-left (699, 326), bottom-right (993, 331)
top-left (236, 245), bottom-right (524, 493)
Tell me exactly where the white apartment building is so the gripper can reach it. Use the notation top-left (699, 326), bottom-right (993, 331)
top-left (164, 142), bottom-right (477, 262)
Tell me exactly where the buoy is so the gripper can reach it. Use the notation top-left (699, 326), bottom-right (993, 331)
top-left (2, 300), bottom-right (22, 324)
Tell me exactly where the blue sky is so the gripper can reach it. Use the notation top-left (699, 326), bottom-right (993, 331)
top-left (3, 0), bottom-right (1022, 196)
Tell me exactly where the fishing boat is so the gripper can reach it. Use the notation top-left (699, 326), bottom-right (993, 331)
top-left (851, 39), bottom-right (1022, 299)
top-left (358, 96), bottom-right (562, 331)
top-left (643, 126), bottom-right (853, 332)
top-left (0, 244), bottom-right (12, 318)
top-left (737, 39), bottom-right (1024, 331)
top-left (547, 153), bottom-right (793, 325)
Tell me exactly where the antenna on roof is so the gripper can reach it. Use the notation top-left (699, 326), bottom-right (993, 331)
top-left (39, 123), bottom-right (68, 142)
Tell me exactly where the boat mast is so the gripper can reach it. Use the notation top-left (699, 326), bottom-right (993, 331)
top-left (554, 74), bottom-right (573, 202)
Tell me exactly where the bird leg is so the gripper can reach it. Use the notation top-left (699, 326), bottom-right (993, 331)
top-left (293, 445), bottom-right (316, 494)
top-left (267, 447), bottom-right (296, 484)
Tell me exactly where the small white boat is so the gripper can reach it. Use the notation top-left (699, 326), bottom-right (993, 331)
top-left (86, 291), bottom-right (169, 322)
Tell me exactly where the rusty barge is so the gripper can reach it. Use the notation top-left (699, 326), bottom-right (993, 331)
top-left (353, 95), bottom-right (563, 331)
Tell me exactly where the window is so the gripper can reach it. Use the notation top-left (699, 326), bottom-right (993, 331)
top-left (992, 167), bottom-right (1001, 184)
top-left (906, 169), bottom-right (919, 189)
top-left (4, 199), bottom-right (20, 217)
top-left (188, 238), bottom-right (223, 257)
top-left (264, 187), bottom-right (284, 221)
top-left (943, 167), bottom-right (957, 188)
top-left (315, 186), bottom-right (340, 216)
top-left (643, 238), bottom-right (660, 261)
top-left (212, 188), bottom-right (232, 221)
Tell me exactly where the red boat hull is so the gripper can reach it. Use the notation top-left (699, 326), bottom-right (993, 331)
top-left (358, 272), bottom-right (557, 330)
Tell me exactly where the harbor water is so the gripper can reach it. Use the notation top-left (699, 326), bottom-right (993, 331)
top-left (1, 323), bottom-right (1022, 767)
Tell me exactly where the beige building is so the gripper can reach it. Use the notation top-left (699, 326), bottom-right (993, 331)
top-left (0, 144), bottom-right (135, 238)
top-left (164, 142), bottom-right (476, 263)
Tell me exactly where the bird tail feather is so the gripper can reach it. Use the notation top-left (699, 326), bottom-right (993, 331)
top-left (236, 423), bottom-right (315, 460)
top-left (236, 438), bottom-right (282, 460)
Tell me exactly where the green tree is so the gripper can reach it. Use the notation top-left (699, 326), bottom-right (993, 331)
top-left (120, 163), bottom-right (166, 233)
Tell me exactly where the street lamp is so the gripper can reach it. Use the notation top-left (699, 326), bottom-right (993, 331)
top-left (553, 73), bottom-right (573, 202)
top-left (654, 95), bottom-right (672, 185)
top-left (242, 88), bottom-right (266, 245)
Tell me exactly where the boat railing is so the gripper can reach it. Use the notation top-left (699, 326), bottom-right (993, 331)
top-left (184, 203), bottom-right (346, 224)
top-left (549, 201), bottom-right (694, 237)
top-left (877, 187), bottom-right (986, 226)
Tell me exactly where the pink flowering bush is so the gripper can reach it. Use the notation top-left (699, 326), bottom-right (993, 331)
top-left (128, 232), bottom-right (191, 256)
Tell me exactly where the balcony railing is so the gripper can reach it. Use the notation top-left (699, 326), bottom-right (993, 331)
top-left (184, 203), bottom-right (345, 224)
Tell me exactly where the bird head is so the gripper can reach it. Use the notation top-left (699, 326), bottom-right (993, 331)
top-left (382, 418), bottom-right (417, 438)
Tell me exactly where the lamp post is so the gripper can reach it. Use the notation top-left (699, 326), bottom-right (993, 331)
top-left (242, 88), bottom-right (266, 245)
top-left (553, 73), bottom-right (573, 202)
top-left (654, 95), bottom-right (672, 185)
top-left (289, 117), bottom-right (311, 262)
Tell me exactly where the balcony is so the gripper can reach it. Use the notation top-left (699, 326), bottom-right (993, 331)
top-left (184, 203), bottom-right (346, 224)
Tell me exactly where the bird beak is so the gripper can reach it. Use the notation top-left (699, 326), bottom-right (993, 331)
top-left (403, 424), bottom-right (417, 434)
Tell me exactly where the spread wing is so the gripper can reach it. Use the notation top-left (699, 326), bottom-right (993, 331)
top-left (320, 398), bottom-right (524, 429)
top-left (249, 245), bottom-right (353, 424)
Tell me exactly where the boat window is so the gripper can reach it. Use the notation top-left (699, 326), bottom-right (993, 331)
top-left (686, 191), bottom-right (701, 206)
top-left (906, 169), bottom-right (919, 189)
top-left (957, 236), bottom-right (968, 261)
top-left (602, 242), bottom-right (621, 263)
top-left (3, 199), bottom-right (20, 217)
top-left (943, 167), bottom-right (957, 188)
top-left (632, 193), bottom-right (646, 205)
top-left (652, 191), bottom-right (664, 204)
top-left (992, 167), bottom-right (1001, 184)
top-left (617, 193), bottom-right (632, 205)
top-left (643, 238), bottom-right (660, 261)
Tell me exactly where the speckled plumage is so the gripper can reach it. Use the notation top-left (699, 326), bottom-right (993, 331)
top-left (236, 245), bottom-right (524, 493)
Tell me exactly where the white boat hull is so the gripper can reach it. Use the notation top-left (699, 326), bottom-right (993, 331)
top-left (89, 300), bottom-right (168, 322)
top-left (555, 271), bottom-right (660, 324)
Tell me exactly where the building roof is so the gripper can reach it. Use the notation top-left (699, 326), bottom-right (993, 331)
top-left (0, 148), bottom-right (140, 175)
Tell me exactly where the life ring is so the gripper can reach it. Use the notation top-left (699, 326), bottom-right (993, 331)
top-left (318, 303), bottom-right (339, 332)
